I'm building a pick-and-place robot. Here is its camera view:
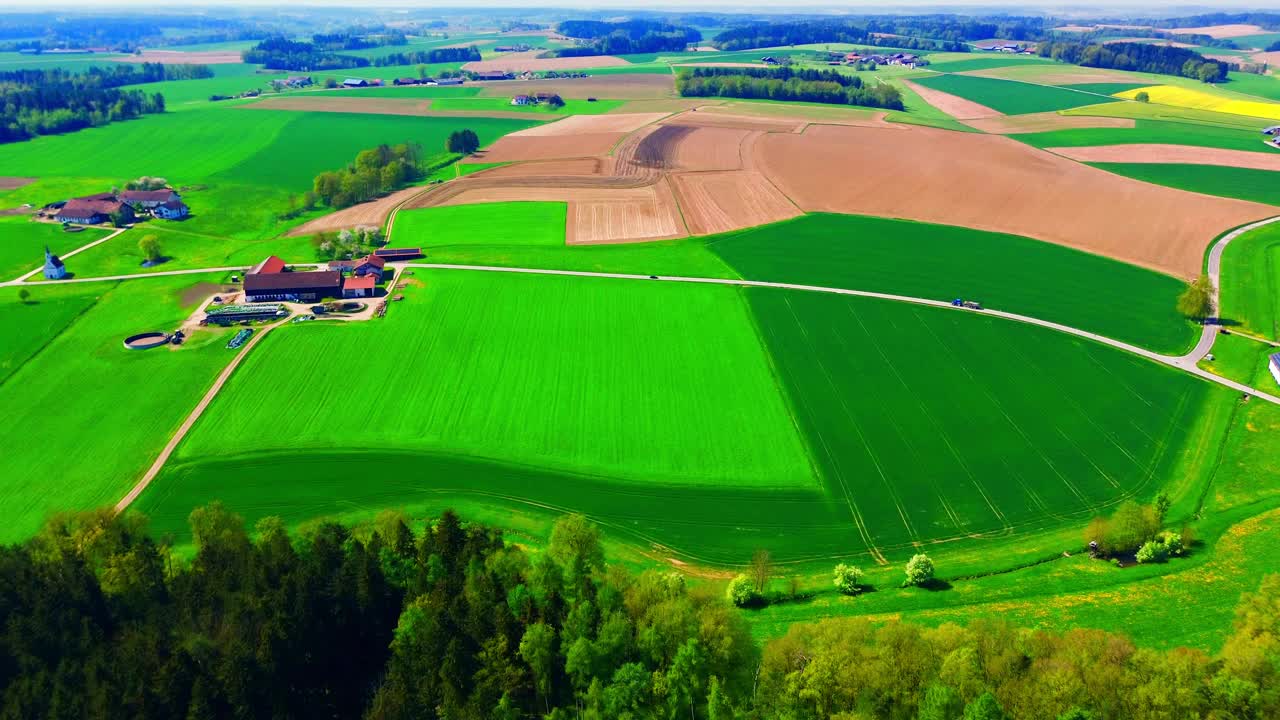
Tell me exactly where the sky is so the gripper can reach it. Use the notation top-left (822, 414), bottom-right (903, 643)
top-left (10, 1), bottom-right (1273, 8)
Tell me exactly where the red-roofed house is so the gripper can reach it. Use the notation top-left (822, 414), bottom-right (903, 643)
top-left (342, 275), bottom-right (376, 298)
top-left (250, 255), bottom-right (286, 275)
top-left (353, 254), bottom-right (386, 280)
top-left (55, 197), bottom-right (127, 225)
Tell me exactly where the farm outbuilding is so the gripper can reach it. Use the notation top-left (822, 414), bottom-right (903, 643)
top-left (342, 275), bottom-right (376, 298)
top-left (1271, 352), bottom-right (1280, 387)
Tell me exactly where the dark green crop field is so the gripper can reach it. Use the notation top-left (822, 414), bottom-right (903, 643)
top-left (1088, 163), bottom-right (1280, 207)
top-left (1220, 220), bottom-right (1280, 339)
top-left (708, 214), bottom-right (1196, 353)
top-left (1011, 118), bottom-right (1274, 153)
top-left (912, 73), bottom-right (1120, 114)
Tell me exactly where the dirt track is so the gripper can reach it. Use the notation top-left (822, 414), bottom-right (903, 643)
top-left (754, 123), bottom-right (1277, 277)
top-left (963, 112), bottom-right (1135, 134)
top-left (1047, 143), bottom-right (1280, 171)
top-left (902, 79), bottom-right (1002, 120)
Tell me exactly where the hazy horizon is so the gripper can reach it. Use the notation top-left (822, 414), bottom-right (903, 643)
top-left (0, 1), bottom-right (1273, 12)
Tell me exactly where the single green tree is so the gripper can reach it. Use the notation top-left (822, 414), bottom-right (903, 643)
top-left (725, 574), bottom-right (756, 607)
top-left (1177, 274), bottom-right (1214, 321)
top-left (963, 692), bottom-right (1009, 720)
top-left (904, 553), bottom-right (935, 587)
top-left (1134, 91), bottom-right (1150, 102)
top-left (138, 234), bottom-right (163, 263)
top-left (833, 563), bottom-right (863, 595)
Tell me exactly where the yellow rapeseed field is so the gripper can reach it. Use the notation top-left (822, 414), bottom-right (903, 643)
top-left (1117, 84), bottom-right (1280, 121)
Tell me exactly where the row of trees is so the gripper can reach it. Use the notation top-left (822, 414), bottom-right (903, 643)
top-left (243, 36), bottom-right (371, 71)
top-left (712, 20), bottom-right (966, 52)
top-left (676, 67), bottom-right (905, 110)
top-left (1, 81), bottom-right (164, 143)
top-left (1037, 41), bottom-right (1229, 83)
top-left (312, 31), bottom-right (408, 51)
top-left (311, 142), bottom-right (427, 210)
top-left (372, 46), bottom-right (480, 67)
top-left (3, 503), bottom-right (1280, 719)
top-left (554, 19), bottom-right (702, 56)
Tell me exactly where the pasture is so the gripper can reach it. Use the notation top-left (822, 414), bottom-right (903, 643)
top-left (0, 274), bottom-right (235, 544)
top-left (707, 214), bottom-right (1197, 353)
top-left (923, 56), bottom-right (1057, 73)
top-left (1220, 220), bottom-right (1280, 339)
top-left (60, 225), bottom-right (316, 278)
top-left (0, 217), bottom-right (109, 281)
top-left (393, 202), bottom-right (567, 247)
top-left (0, 282), bottom-right (101, 385)
top-left (173, 270), bottom-right (816, 488)
top-left (428, 98), bottom-right (626, 115)
top-left (1086, 163), bottom-right (1280, 207)
top-left (912, 73), bottom-right (1119, 114)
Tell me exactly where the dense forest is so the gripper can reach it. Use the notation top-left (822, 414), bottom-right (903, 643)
top-left (0, 13), bottom-right (263, 52)
top-left (676, 66), bottom-right (905, 110)
top-left (553, 19), bottom-right (702, 57)
top-left (1037, 40), bottom-right (1230, 82)
top-left (243, 37), bottom-right (371, 71)
top-left (312, 31), bottom-right (408, 51)
top-left (311, 142), bottom-right (427, 211)
top-left (372, 46), bottom-right (481, 67)
top-left (712, 19), bottom-right (968, 52)
top-left (2, 505), bottom-right (1279, 719)
top-left (0, 65), bottom-right (188, 143)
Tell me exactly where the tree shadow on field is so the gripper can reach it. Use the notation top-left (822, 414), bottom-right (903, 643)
top-left (913, 578), bottom-right (953, 592)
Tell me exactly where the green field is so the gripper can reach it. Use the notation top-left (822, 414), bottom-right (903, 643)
top-left (708, 214), bottom-right (1196, 353)
top-left (1199, 331), bottom-right (1275, 386)
top-left (0, 282), bottom-right (101, 384)
top-left (174, 270), bottom-right (815, 488)
top-left (0, 274), bottom-right (236, 543)
top-left (393, 202), bottom-right (566, 246)
top-left (1226, 72), bottom-right (1280, 103)
top-left (1088, 163), bottom-right (1280, 207)
top-left (429, 97), bottom-right (625, 114)
top-left (1010, 118), bottom-right (1274, 153)
top-left (912, 73), bottom-right (1120, 114)
top-left (0, 217), bottom-right (110, 281)
top-left (924, 56), bottom-right (1058, 73)
top-left (324, 85), bottom-right (483, 99)
top-left (1059, 82), bottom-right (1151, 95)
top-left (1220, 221), bottom-right (1280, 339)
top-left (54, 224), bottom-right (317, 279)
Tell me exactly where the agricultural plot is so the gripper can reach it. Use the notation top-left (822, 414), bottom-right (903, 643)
top-left (924, 56), bottom-right (1057, 73)
top-left (1220, 221), bottom-right (1280, 339)
top-left (0, 275), bottom-right (235, 543)
top-left (0, 217), bottom-right (109, 281)
top-left (1058, 82), bottom-right (1151, 95)
top-left (61, 225), bottom-right (316, 279)
top-left (1087, 163), bottom-right (1280, 207)
top-left (1010, 118), bottom-right (1273, 153)
top-left (1198, 332), bottom-right (1274, 387)
top-left (1117, 85), bottom-right (1280, 121)
top-left (324, 86), bottom-right (483, 99)
top-left (429, 98), bottom-right (626, 115)
top-left (1224, 72), bottom-right (1280, 102)
top-left (748, 288), bottom-right (1217, 558)
top-left (912, 73), bottom-right (1119, 114)
top-left (0, 283), bottom-right (101, 385)
top-left (1053, 144), bottom-right (1280, 171)
top-left (393, 202), bottom-right (567, 247)
top-left (173, 270), bottom-right (815, 489)
top-left (708, 214), bottom-right (1196, 353)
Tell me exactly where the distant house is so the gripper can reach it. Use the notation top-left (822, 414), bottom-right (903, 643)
top-left (42, 246), bottom-right (66, 280)
top-left (122, 189), bottom-right (180, 209)
top-left (761, 56), bottom-right (778, 64)
top-left (152, 200), bottom-right (189, 220)
top-left (511, 94), bottom-right (533, 105)
top-left (394, 77), bottom-right (420, 86)
top-left (475, 71), bottom-right (512, 81)
top-left (1271, 352), bottom-right (1280, 387)
top-left (353, 254), bottom-right (386, 280)
top-left (342, 275), bottom-right (376, 298)
top-left (55, 197), bottom-right (124, 225)
top-left (374, 247), bottom-right (422, 261)
top-left (328, 259), bottom-right (357, 274)
top-left (342, 78), bottom-right (368, 88)
top-left (432, 78), bottom-right (464, 86)
top-left (284, 75), bottom-right (313, 87)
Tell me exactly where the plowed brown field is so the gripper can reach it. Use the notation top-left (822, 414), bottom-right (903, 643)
top-left (510, 112), bottom-right (670, 136)
top-left (902, 79), bottom-right (1002, 120)
top-left (117, 50), bottom-right (242, 64)
top-left (472, 75), bottom-right (675, 99)
top-left (963, 112), bottom-right (1136, 134)
top-left (1048, 144), bottom-right (1280, 171)
top-left (464, 134), bottom-right (626, 163)
top-left (670, 171), bottom-right (800, 235)
top-left (287, 186), bottom-right (425, 237)
top-left (755, 123), bottom-right (1276, 276)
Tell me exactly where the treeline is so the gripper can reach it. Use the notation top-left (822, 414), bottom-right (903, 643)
top-left (0, 66), bottom-right (173, 143)
top-left (372, 46), bottom-right (480, 67)
top-left (0, 506), bottom-right (754, 719)
top-left (243, 36), bottom-right (370, 71)
top-left (311, 142), bottom-right (426, 210)
top-left (712, 19), bottom-right (968, 52)
top-left (4, 504), bottom-right (1280, 719)
top-left (312, 31), bottom-right (407, 51)
top-left (0, 62), bottom-right (211, 89)
top-left (676, 67), bottom-right (905, 110)
top-left (1038, 40), bottom-right (1229, 82)
top-left (0, 13), bottom-right (258, 52)
top-left (553, 19), bottom-right (701, 56)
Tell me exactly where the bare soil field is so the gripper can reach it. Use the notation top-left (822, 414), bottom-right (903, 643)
top-left (463, 134), bottom-right (626, 163)
top-left (463, 55), bottom-right (630, 73)
top-left (1102, 38), bottom-right (1195, 48)
top-left (1047, 144), bottom-right (1280, 171)
top-left (1179, 24), bottom-right (1267, 39)
top-left (662, 111), bottom-right (805, 134)
top-left (472, 75), bottom-right (675, 100)
top-left (243, 96), bottom-right (544, 120)
top-left (691, 102), bottom-right (894, 128)
top-left (510, 112), bottom-right (670, 136)
top-left (117, 50), bottom-right (243, 64)
top-left (669, 170), bottom-right (800, 235)
top-left (901, 79), bottom-right (1002, 120)
top-left (611, 99), bottom-right (710, 114)
top-left (754, 123), bottom-right (1276, 276)
top-left (631, 125), bottom-right (755, 172)
top-left (287, 186), bottom-right (425, 237)
top-left (1251, 51), bottom-right (1280, 68)
top-left (475, 158), bottom-right (606, 178)
top-left (0, 177), bottom-right (35, 190)
top-left (963, 112), bottom-right (1136, 134)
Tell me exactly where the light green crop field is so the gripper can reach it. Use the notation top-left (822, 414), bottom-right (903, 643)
top-left (711, 214), bottom-right (1196, 353)
top-left (174, 270), bottom-right (815, 488)
top-left (429, 97), bottom-right (625, 114)
top-left (1198, 331), bottom-right (1274, 387)
top-left (0, 282), bottom-right (101, 385)
top-left (912, 73), bottom-right (1119, 114)
top-left (1220, 221), bottom-right (1280, 339)
top-left (924, 56), bottom-right (1058, 73)
top-left (1225, 72), bottom-right (1280, 103)
top-left (1059, 82), bottom-right (1151, 95)
top-left (393, 202), bottom-right (566, 246)
top-left (56, 225), bottom-right (317, 279)
top-left (1010, 118), bottom-right (1274, 153)
top-left (1087, 163), bottom-right (1280, 207)
top-left (0, 274), bottom-right (236, 543)
top-left (1063, 98), bottom-right (1276, 129)
top-left (0, 217), bottom-right (110, 282)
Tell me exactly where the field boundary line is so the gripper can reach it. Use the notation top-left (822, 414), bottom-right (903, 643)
top-left (114, 319), bottom-right (287, 513)
top-left (403, 261), bottom-right (1280, 406)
